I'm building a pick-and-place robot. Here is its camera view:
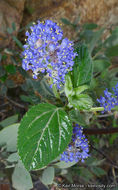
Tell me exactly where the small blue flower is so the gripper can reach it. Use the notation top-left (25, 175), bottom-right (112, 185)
top-left (22, 20), bottom-right (77, 88)
top-left (112, 83), bottom-right (118, 98)
top-left (97, 83), bottom-right (118, 113)
top-left (60, 124), bottom-right (89, 163)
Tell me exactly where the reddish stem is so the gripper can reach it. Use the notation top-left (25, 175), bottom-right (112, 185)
top-left (83, 127), bottom-right (118, 135)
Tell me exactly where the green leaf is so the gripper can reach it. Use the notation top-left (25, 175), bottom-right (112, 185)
top-left (93, 59), bottom-right (110, 73)
top-left (109, 133), bottom-right (118, 145)
top-left (6, 79), bottom-right (15, 88)
top-left (17, 103), bottom-right (72, 171)
top-left (20, 95), bottom-right (34, 104)
top-left (65, 74), bottom-right (89, 98)
top-left (69, 109), bottom-right (87, 126)
top-left (41, 167), bottom-right (55, 185)
top-left (18, 22), bottom-right (33, 33)
top-left (64, 74), bottom-right (73, 97)
top-left (0, 85), bottom-right (7, 96)
top-left (72, 44), bottom-right (93, 87)
top-left (74, 85), bottom-right (89, 96)
top-left (7, 153), bottom-right (19, 163)
top-left (12, 22), bottom-right (16, 31)
top-left (83, 23), bottom-right (98, 30)
top-left (89, 28), bottom-right (104, 54)
top-left (110, 188), bottom-right (118, 190)
top-left (54, 160), bottom-right (77, 169)
top-left (0, 65), bottom-right (6, 77)
top-left (85, 157), bottom-right (97, 165)
top-left (38, 78), bottom-right (54, 97)
top-left (62, 172), bottom-right (73, 183)
top-left (0, 123), bottom-right (19, 152)
top-left (105, 45), bottom-right (118, 57)
top-left (0, 114), bottom-right (18, 127)
top-left (12, 161), bottom-right (33, 190)
top-left (12, 36), bottom-right (23, 49)
top-left (90, 159), bottom-right (105, 166)
top-left (80, 30), bottom-right (94, 44)
top-left (2, 54), bottom-right (7, 60)
top-left (18, 67), bottom-right (29, 78)
top-left (104, 27), bottom-right (118, 48)
top-left (11, 56), bottom-right (18, 65)
top-left (69, 94), bottom-right (93, 110)
top-left (5, 64), bottom-right (16, 74)
top-left (78, 167), bottom-right (94, 182)
top-left (91, 167), bottom-right (106, 177)
top-left (61, 18), bottom-right (72, 25)
top-left (0, 54), bottom-right (2, 62)
top-left (7, 27), bottom-right (13, 34)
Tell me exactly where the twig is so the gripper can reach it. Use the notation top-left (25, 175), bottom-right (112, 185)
top-left (83, 127), bottom-right (118, 135)
top-left (97, 113), bottom-right (114, 118)
top-left (90, 144), bottom-right (118, 169)
top-left (6, 96), bottom-right (26, 109)
top-left (0, 103), bottom-right (9, 107)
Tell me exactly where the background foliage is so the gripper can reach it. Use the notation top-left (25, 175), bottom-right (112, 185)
top-left (0, 15), bottom-right (118, 190)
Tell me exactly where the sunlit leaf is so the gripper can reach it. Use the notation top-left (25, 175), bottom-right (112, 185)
top-left (72, 44), bottom-right (93, 87)
top-left (17, 103), bottom-right (72, 170)
top-left (69, 94), bottom-right (93, 110)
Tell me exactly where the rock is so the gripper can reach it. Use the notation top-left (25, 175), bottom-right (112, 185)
top-left (5, 0), bottom-right (25, 10)
top-left (22, 0), bottom-right (118, 40)
top-left (23, 0), bottom-right (79, 39)
top-left (0, 0), bottom-right (25, 49)
top-left (0, 0), bottom-right (118, 48)
top-left (78, 0), bottom-right (118, 26)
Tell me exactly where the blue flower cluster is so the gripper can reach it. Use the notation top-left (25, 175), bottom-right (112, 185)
top-left (97, 83), bottom-right (118, 113)
top-left (60, 124), bottom-right (89, 163)
top-left (22, 20), bottom-right (76, 88)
